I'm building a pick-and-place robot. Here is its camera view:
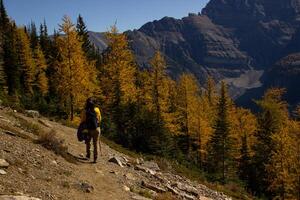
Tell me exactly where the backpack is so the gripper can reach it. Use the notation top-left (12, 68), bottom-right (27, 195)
top-left (86, 108), bottom-right (98, 130)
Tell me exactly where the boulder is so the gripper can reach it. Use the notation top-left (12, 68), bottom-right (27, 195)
top-left (141, 161), bottom-right (160, 171)
top-left (135, 165), bottom-right (156, 175)
top-left (25, 110), bottom-right (40, 118)
top-left (77, 181), bottom-right (94, 193)
top-left (175, 182), bottom-right (198, 196)
top-left (131, 195), bottom-right (152, 200)
top-left (0, 169), bottom-right (7, 175)
top-left (108, 156), bottom-right (124, 167)
top-left (38, 119), bottom-right (52, 128)
top-left (123, 185), bottom-right (131, 192)
top-left (141, 181), bottom-right (166, 193)
top-left (0, 159), bottom-right (9, 168)
top-left (0, 196), bottom-right (41, 200)
top-left (124, 173), bottom-right (136, 181)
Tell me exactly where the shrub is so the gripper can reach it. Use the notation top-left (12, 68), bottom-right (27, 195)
top-left (36, 129), bottom-right (76, 163)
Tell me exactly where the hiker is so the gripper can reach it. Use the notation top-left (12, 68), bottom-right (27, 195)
top-left (80, 97), bottom-right (102, 163)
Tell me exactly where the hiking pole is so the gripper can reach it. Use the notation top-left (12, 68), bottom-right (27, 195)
top-left (98, 132), bottom-right (103, 156)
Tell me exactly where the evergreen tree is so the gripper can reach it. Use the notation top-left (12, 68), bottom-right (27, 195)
top-left (0, 1), bottom-right (19, 96)
top-left (39, 20), bottom-right (51, 56)
top-left (28, 22), bottom-right (38, 49)
top-left (0, 22), bottom-right (5, 95)
top-left (207, 81), bottom-right (232, 183)
top-left (76, 14), bottom-right (96, 60)
top-left (55, 16), bottom-right (97, 120)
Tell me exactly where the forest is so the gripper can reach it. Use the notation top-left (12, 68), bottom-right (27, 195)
top-left (0, 1), bottom-right (299, 199)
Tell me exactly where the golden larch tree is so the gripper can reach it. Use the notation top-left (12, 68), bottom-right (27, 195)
top-left (33, 45), bottom-right (48, 96)
top-left (177, 73), bottom-right (201, 158)
top-left (55, 16), bottom-right (97, 120)
top-left (101, 25), bottom-right (137, 107)
top-left (16, 27), bottom-right (35, 95)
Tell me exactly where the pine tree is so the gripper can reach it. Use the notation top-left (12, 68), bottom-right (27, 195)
top-left (76, 14), bottom-right (96, 60)
top-left (207, 81), bottom-right (232, 183)
top-left (39, 20), bottom-right (51, 56)
top-left (1, 1), bottom-right (19, 96)
top-left (55, 16), bottom-right (97, 120)
top-left (0, 23), bottom-right (5, 95)
top-left (28, 22), bottom-right (38, 49)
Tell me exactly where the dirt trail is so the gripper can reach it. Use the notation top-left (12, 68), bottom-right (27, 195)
top-left (0, 108), bottom-right (231, 200)
top-left (0, 108), bottom-right (133, 200)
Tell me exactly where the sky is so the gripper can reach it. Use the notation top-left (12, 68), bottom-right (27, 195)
top-left (5, 0), bottom-right (209, 33)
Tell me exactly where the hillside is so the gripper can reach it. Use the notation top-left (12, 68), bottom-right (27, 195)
top-left (0, 106), bottom-right (232, 200)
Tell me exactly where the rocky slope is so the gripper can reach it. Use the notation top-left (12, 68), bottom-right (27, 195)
top-left (89, 0), bottom-right (300, 105)
top-left (0, 107), bottom-right (232, 200)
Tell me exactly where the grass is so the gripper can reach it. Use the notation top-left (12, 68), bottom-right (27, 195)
top-left (130, 186), bottom-right (154, 199)
top-left (155, 193), bottom-right (178, 200)
top-left (35, 129), bottom-right (77, 164)
top-left (101, 136), bottom-right (141, 159)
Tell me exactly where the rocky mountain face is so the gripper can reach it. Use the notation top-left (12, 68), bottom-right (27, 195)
top-left (89, 0), bottom-right (300, 106)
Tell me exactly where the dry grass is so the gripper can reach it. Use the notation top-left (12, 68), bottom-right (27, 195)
top-left (36, 129), bottom-right (77, 164)
top-left (155, 193), bottom-right (178, 200)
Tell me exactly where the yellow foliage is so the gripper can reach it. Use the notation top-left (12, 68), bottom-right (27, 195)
top-left (55, 16), bottom-right (98, 119)
top-left (101, 25), bottom-right (137, 106)
top-left (16, 27), bottom-right (35, 94)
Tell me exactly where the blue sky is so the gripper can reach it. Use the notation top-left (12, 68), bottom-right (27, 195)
top-left (6, 0), bottom-right (209, 33)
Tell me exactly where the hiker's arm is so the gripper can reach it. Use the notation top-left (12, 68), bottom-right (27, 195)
top-left (80, 110), bottom-right (86, 123)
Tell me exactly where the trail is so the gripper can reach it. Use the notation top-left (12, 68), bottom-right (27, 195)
top-left (0, 107), bottom-right (231, 200)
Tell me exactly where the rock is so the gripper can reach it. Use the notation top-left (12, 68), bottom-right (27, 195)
top-left (131, 195), bottom-right (152, 200)
top-left (141, 181), bottom-right (166, 193)
top-left (13, 110), bottom-right (17, 113)
top-left (124, 173), bottom-right (136, 181)
top-left (0, 118), bottom-right (11, 124)
top-left (141, 161), bottom-right (160, 171)
top-left (123, 185), bottom-right (131, 192)
top-left (108, 156), bottom-right (124, 167)
top-left (199, 197), bottom-right (213, 200)
top-left (38, 119), bottom-right (52, 128)
top-left (135, 165), bottom-right (156, 175)
top-left (0, 159), bottom-right (9, 168)
top-left (166, 184), bottom-right (180, 196)
top-left (175, 182), bottom-right (199, 196)
top-left (0, 195), bottom-right (41, 200)
top-left (78, 181), bottom-right (94, 193)
top-left (25, 110), bottom-right (40, 118)
top-left (0, 169), bottom-right (7, 175)
top-left (51, 160), bottom-right (58, 166)
top-left (109, 170), bottom-right (119, 175)
top-left (4, 131), bottom-right (17, 137)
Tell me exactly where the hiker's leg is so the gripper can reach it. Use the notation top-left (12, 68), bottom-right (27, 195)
top-left (92, 129), bottom-right (99, 162)
top-left (85, 132), bottom-right (92, 159)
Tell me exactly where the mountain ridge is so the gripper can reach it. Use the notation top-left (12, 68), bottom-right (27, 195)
top-left (88, 0), bottom-right (300, 106)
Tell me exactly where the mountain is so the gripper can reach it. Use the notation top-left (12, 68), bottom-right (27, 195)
top-left (89, 0), bottom-right (300, 106)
